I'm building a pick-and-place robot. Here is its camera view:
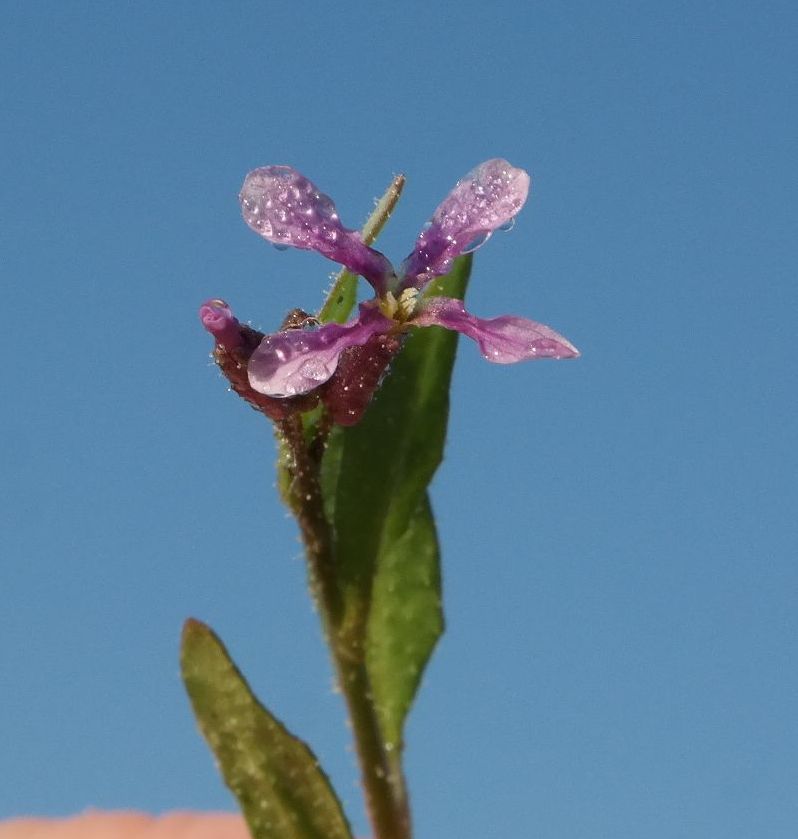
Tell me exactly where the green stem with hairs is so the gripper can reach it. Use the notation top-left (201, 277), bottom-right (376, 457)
top-left (278, 416), bottom-right (411, 839)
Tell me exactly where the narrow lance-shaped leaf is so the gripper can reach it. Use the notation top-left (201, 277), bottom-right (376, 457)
top-left (181, 619), bottom-right (353, 839)
top-left (321, 255), bottom-right (472, 746)
top-left (365, 493), bottom-right (441, 750)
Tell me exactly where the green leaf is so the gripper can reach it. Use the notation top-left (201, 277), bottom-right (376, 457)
top-left (321, 254), bottom-right (472, 746)
top-left (365, 493), bottom-right (442, 749)
top-left (181, 619), bottom-right (353, 839)
top-left (318, 174), bottom-right (405, 325)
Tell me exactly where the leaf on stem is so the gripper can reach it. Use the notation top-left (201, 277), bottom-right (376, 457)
top-left (321, 255), bottom-right (472, 748)
top-left (181, 619), bottom-right (353, 839)
top-left (365, 493), bottom-right (442, 750)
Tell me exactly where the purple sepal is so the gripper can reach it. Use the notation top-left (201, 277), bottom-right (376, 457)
top-left (240, 166), bottom-right (394, 294)
top-left (415, 297), bottom-right (579, 362)
top-left (247, 304), bottom-right (394, 397)
top-left (199, 299), bottom-right (244, 349)
top-left (322, 332), bottom-right (403, 426)
top-left (400, 159), bottom-right (530, 288)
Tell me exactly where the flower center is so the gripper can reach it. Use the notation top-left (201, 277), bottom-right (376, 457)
top-left (378, 287), bottom-right (419, 324)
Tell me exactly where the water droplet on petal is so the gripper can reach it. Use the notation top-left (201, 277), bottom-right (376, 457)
top-left (272, 243), bottom-right (290, 251)
top-left (299, 358), bottom-right (333, 382)
top-left (461, 231), bottom-right (492, 253)
top-left (498, 218), bottom-right (515, 232)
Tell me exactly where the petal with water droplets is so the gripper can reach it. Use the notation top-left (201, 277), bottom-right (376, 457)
top-left (414, 296), bottom-right (579, 362)
top-left (247, 305), bottom-right (393, 397)
top-left (240, 165), bottom-right (394, 293)
top-left (400, 159), bottom-right (530, 287)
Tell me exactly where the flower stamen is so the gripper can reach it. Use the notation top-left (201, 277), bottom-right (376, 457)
top-left (396, 287), bottom-right (419, 321)
top-left (378, 291), bottom-right (399, 320)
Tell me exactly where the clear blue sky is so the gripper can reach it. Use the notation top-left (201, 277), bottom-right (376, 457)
top-left (2, 2), bottom-right (797, 838)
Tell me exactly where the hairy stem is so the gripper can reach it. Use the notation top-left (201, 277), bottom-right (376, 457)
top-left (278, 416), bottom-right (411, 839)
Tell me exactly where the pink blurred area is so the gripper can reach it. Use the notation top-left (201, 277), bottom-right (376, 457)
top-left (0, 811), bottom-right (250, 839)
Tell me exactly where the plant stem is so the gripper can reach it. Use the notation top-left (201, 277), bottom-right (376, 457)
top-left (279, 416), bottom-right (412, 839)
top-left (335, 654), bottom-right (411, 839)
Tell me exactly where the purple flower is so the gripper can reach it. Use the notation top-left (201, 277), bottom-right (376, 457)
top-left (239, 159), bottom-right (579, 398)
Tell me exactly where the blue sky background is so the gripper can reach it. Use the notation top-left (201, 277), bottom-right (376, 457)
top-left (2, 2), bottom-right (797, 838)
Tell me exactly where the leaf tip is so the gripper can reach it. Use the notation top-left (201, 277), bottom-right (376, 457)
top-left (182, 616), bottom-right (207, 637)
top-left (181, 619), bottom-right (215, 663)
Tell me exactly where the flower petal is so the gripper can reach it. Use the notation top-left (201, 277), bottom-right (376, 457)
top-left (400, 159), bottom-right (530, 287)
top-left (199, 299), bottom-right (243, 349)
top-left (240, 166), bottom-right (394, 293)
top-left (247, 304), bottom-right (393, 397)
top-left (415, 297), bottom-right (580, 362)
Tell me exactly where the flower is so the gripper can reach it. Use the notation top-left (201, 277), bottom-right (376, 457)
top-left (238, 159), bottom-right (579, 399)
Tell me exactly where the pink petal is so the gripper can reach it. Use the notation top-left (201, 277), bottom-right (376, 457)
top-left (401, 159), bottom-right (530, 287)
top-left (247, 305), bottom-right (393, 397)
top-left (415, 297), bottom-right (580, 362)
top-left (240, 166), bottom-right (394, 293)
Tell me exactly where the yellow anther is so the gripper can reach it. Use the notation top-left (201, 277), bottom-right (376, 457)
top-left (378, 291), bottom-right (398, 320)
top-left (397, 287), bottom-right (419, 320)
